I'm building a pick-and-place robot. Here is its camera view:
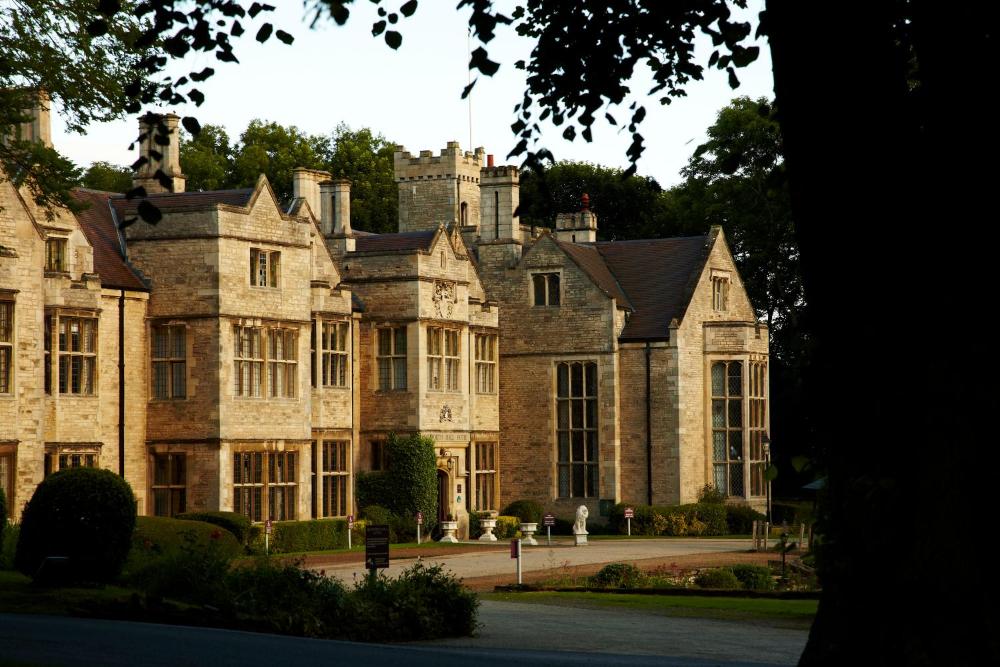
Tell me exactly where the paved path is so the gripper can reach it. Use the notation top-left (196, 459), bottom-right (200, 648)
top-left (311, 538), bottom-right (751, 584)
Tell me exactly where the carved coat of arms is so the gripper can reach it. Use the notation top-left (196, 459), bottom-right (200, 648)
top-left (433, 280), bottom-right (456, 318)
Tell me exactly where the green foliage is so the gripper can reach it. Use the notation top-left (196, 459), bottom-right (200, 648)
top-left (325, 123), bottom-right (398, 233)
top-left (591, 562), bottom-right (645, 589)
top-left (350, 519), bottom-right (367, 545)
top-left (697, 484), bottom-right (727, 505)
top-left (0, 524), bottom-right (18, 570)
top-left (226, 557), bottom-right (349, 636)
top-left (176, 511), bottom-right (252, 545)
top-left (726, 504), bottom-right (765, 535)
top-left (80, 161), bottom-right (131, 193)
top-left (178, 124), bottom-right (233, 192)
top-left (356, 472), bottom-right (392, 512)
top-left (122, 516), bottom-right (242, 583)
top-left (494, 516), bottom-right (521, 539)
top-left (0, 485), bottom-right (6, 556)
top-left (357, 434), bottom-right (437, 539)
top-left (270, 519), bottom-right (348, 553)
top-left (519, 161), bottom-right (669, 240)
top-left (348, 562), bottom-right (479, 641)
top-left (501, 499), bottom-right (544, 524)
top-left (694, 567), bottom-right (741, 590)
top-left (15, 467), bottom-right (136, 583)
top-left (609, 502), bottom-right (727, 536)
top-left (229, 120), bottom-right (330, 201)
top-left (731, 564), bottom-right (775, 591)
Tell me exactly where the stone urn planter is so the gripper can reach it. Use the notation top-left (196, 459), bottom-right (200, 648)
top-left (478, 518), bottom-right (498, 541)
top-left (520, 522), bottom-right (539, 546)
top-left (439, 520), bottom-right (459, 543)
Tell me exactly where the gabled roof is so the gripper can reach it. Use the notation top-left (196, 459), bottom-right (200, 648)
top-left (592, 236), bottom-right (709, 341)
top-left (353, 229), bottom-right (437, 253)
top-left (553, 238), bottom-right (632, 309)
top-left (111, 188), bottom-right (254, 217)
top-left (71, 189), bottom-right (149, 291)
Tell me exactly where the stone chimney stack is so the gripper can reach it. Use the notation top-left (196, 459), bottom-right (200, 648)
top-left (292, 168), bottom-right (329, 222)
top-left (479, 164), bottom-right (520, 242)
top-left (133, 113), bottom-right (186, 194)
top-left (322, 179), bottom-right (355, 254)
top-left (554, 193), bottom-right (598, 243)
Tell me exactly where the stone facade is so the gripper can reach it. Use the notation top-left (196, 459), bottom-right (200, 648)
top-left (1, 108), bottom-right (767, 530)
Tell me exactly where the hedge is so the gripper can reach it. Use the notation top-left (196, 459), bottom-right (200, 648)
top-left (270, 519), bottom-right (349, 553)
top-left (123, 515), bottom-right (242, 592)
top-left (176, 511), bottom-right (252, 545)
top-left (608, 502), bottom-right (727, 536)
top-left (501, 499), bottom-right (544, 524)
top-left (355, 434), bottom-right (437, 535)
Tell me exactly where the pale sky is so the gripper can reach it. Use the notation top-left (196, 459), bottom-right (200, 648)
top-left (51, 1), bottom-right (773, 188)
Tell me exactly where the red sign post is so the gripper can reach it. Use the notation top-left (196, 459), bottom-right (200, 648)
top-left (543, 513), bottom-right (555, 545)
top-left (347, 514), bottom-right (354, 549)
top-left (510, 538), bottom-right (522, 585)
top-left (624, 507), bottom-right (634, 536)
top-left (416, 511), bottom-right (423, 544)
top-left (264, 519), bottom-right (272, 553)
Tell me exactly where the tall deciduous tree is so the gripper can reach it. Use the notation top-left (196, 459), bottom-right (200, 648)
top-left (229, 120), bottom-right (330, 203)
top-left (179, 124), bottom-right (233, 192)
top-left (518, 161), bottom-right (669, 240)
top-left (80, 161), bottom-right (132, 193)
top-left (322, 123), bottom-right (398, 234)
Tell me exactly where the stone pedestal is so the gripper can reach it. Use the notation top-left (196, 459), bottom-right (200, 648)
top-left (574, 532), bottom-right (588, 546)
top-left (520, 522), bottom-right (538, 546)
top-left (439, 520), bottom-right (459, 543)
top-left (479, 518), bottom-right (498, 542)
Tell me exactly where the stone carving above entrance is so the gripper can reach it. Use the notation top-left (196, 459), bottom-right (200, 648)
top-left (433, 280), bottom-right (456, 318)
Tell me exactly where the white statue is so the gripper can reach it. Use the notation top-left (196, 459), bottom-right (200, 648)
top-left (573, 505), bottom-right (589, 535)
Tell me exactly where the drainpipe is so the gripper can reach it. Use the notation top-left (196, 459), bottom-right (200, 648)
top-left (645, 342), bottom-right (653, 506)
top-left (118, 290), bottom-right (126, 477)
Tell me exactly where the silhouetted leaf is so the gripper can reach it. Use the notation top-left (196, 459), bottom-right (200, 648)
top-left (190, 67), bottom-right (215, 82)
top-left (372, 20), bottom-right (386, 36)
top-left (385, 30), bottom-right (402, 49)
top-left (400, 0), bottom-right (418, 17)
top-left (256, 23), bottom-right (273, 43)
top-left (182, 117), bottom-right (201, 136)
top-left (138, 200), bottom-right (162, 224)
top-left (87, 19), bottom-right (109, 36)
top-left (275, 30), bottom-right (294, 45)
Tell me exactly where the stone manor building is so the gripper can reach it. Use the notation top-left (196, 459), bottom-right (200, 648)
top-left (1, 105), bottom-right (768, 534)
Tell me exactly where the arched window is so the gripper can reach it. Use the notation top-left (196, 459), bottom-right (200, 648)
top-left (460, 201), bottom-right (468, 226)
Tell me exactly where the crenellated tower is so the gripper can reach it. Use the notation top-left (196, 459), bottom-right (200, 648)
top-left (394, 142), bottom-right (485, 233)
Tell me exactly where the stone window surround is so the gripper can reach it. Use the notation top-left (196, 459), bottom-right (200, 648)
top-left (315, 439), bottom-right (351, 518)
top-left (150, 451), bottom-right (186, 517)
top-left (473, 441), bottom-right (498, 511)
top-left (530, 270), bottom-right (562, 307)
top-left (233, 323), bottom-right (299, 399)
top-left (708, 355), bottom-right (769, 500)
top-left (474, 332), bottom-right (497, 394)
top-left (554, 359), bottom-right (599, 499)
top-left (249, 247), bottom-right (280, 288)
top-left (150, 322), bottom-right (188, 400)
top-left (312, 319), bottom-right (350, 389)
top-left (44, 235), bottom-right (69, 273)
top-left (233, 449), bottom-right (298, 522)
top-left (375, 325), bottom-right (407, 391)
top-left (711, 269), bottom-right (731, 312)
top-left (44, 442), bottom-right (101, 477)
top-left (427, 325), bottom-right (461, 392)
top-left (44, 310), bottom-right (99, 396)
top-left (0, 296), bottom-right (13, 395)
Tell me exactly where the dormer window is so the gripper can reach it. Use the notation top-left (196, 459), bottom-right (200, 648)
top-left (532, 273), bottom-right (561, 306)
top-left (45, 238), bottom-right (67, 272)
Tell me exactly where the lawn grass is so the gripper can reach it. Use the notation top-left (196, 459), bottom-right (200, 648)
top-left (481, 590), bottom-right (817, 628)
top-left (0, 570), bottom-right (136, 616)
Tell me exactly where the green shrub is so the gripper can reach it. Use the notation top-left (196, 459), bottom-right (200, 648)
top-left (591, 562), bottom-right (645, 588)
top-left (351, 519), bottom-right (367, 545)
top-left (348, 562), bottom-right (479, 641)
top-left (355, 434), bottom-right (438, 538)
top-left (725, 504), bottom-right (765, 534)
top-left (501, 499), bottom-right (544, 524)
top-left (0, 524), bottom-right (17, 570)
top-left (176, 511), bottom-right (252, 545)
top-left (127, 521), bottom-right (237, 604)
top-left (271, 519), bottom-right (348, 553)
top-left (688, 503), bottom-right (727, 536)
top-left (697, 484), bottom-right (727, 505)
top-left (15, 467), bottom-right (136, 583)
top-left (0, 485), bottom-right (6, 556)
top-left (123, 516), bottom-right (242, 586)
top-left (494, 515), bottom-right (520, 539)
top-left (355, 471), bottom-right (392, 512)
top-left (694, 567), bottom-right (741, 589)
top-left (362, 505), bottom-right (397, 541)
top-left (731, 564), bottom-right (775, 591)
top-left (227, 557), bottom-right (349, 636)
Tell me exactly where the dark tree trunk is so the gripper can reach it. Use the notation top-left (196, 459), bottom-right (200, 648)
top-left (767, 1), bottom-right (998, 663)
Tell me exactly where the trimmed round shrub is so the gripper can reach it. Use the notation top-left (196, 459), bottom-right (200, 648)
top-left (494, 515), bottom-right (520, 539)
top-left (501, 499), bottom-right (544, 524)
top-left (15, 467), bottom-right (136, 583)
top-left (591, 562), bottom-right (645, 588)
top-left (731, 564), bottom-right (775, 591)
top-left (694, 567), bottom-right (741, 589)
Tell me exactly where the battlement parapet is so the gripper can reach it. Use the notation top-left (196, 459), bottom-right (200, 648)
top-left (481, 165), bottom-right (520, 181)
top-left (393, 142), bottom-right (486, 171)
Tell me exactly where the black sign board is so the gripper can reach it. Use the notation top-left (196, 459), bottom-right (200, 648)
top-left (365, 524), bottom-right (390, 569)
top-left (543, 513), bottom-right (556, 527)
